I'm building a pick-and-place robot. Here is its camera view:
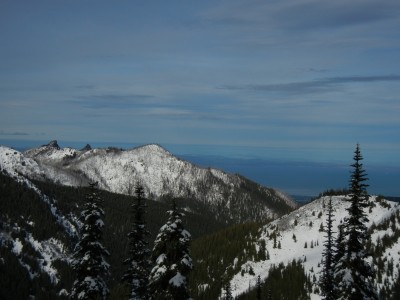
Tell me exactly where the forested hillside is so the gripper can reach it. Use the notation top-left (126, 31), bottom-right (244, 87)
top-left (0, 171), bottom-right (232, 299)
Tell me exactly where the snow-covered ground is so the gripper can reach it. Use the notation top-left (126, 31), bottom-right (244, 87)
top-left (228, 196), bottom-right (400, 298)
top-left (0, 146), bottom-right (44, 179)
top-left (0, 224), bottom-right (67, 284)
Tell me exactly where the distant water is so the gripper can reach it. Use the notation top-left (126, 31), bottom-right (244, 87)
top-left (179, 154), bottom-right (400, 198)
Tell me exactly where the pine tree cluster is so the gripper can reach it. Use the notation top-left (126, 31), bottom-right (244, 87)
top-left (71, 182), bottom-right (193, 300)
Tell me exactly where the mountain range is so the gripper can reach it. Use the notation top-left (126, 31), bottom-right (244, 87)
top-left (1, 141), bottom-right (399, 299)
top-left (2, 140), bottom-right (297, 223)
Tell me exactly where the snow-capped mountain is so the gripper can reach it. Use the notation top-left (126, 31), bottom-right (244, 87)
top-left (225, 195), bottom-right (400, 299)
top-left (1, 140), bottom-right (297, 223)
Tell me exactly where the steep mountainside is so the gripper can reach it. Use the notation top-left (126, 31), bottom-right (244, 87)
top-left (0, 169), bottom-right (233, 299)
top-left (1, 141), bottom-right (297, 223)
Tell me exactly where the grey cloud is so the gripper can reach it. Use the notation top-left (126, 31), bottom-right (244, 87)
top-left (304, 68), bottom-right (329, 73)
top-left (75, 85), bottom-right (97, 90)
top-left (204, 0), bottom-right (400, 31)
top-left (0, 130), bottom-right (30, 136)
top-left (218, 75), bottom-right (400, 95)
top-left (326, 75), bottom-right (400, 83)
top-left (70, 94), bottom-right (154, 109)
top-left (142, 107), bottom-right (192, 118)
top-left (274, 1), bottom-right (400, 30)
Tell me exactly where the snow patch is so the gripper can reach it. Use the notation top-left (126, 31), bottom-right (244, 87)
top-left (169, 272), bottom-right (186, 287)
top-left (12, 238), bottom-right (23, 255)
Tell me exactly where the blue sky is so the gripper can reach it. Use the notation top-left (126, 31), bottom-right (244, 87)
top-left (1, 0), bottom-right (399, 166)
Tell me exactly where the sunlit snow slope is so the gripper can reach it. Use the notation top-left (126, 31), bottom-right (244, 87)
top-left (225, 195), bottom-right (400, 299)
top-left (1, 141), bottom-right (297, 223)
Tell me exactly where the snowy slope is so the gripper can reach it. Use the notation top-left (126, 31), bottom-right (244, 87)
top-left (0, 141), bottom-right (298, 222)
top-left (24, 142), bottom-right (241, 199)
top-left (0, 146), bottom-right (44, 180)
top-left (0, 146), bottom-right (78, 239)
top-left (225, 196), bottom-right (400, 298)
top-left (0, 228), bottom-right (67, 285)
top-left (0, 161), bottom-right (78, 297)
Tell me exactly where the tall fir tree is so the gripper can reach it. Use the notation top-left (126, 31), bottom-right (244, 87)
top-left (320, 197), bottom-right (335, 300)
top-left (71, 182), bottom-right (109, 300)
top-left (334, 144), bottom-right (377, 299)
top-left (148, 201), bottom-right (193, 300)
top-left (122, 184), bottom-right (150, 300)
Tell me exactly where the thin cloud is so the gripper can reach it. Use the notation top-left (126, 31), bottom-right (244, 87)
top-left (304, 68), bottom-right (329, 74)
top-left (218, 75), bottom-right (400, 95)
top-left (200, 0), bottom-right (400, 52)
top-left (272, 0), bottom-right (400, 30)
top-left (70, 94), bottom-right (154, 109)
top-left (203, 0), bottom-right (400, 31)
top-left (143, 107), bottom-right (192, 117)
top-left (327, 75), bottom-right (400, 83)
top-left (0, 130), bottom-right (30, 136)
top-left (75, 85), bottom-right (97, 90)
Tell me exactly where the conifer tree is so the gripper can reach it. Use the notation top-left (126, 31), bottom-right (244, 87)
top-left (334, 144), bottom-right (377, 299)
top-left (71, 182), bottom-right (109, 300)
top-left (148, 201), bottom-right (193, 300)
top-left (332, 222), bottom-right (345, 296)
top-left (256, 275), bottom-right (262, 300)
top-left (224, 281), bottom-right (233, 300)
top-left (267, 287), bottom-right (272, 300)
top-left (320, 197), bottom-right (335, 300)
top-left (122, 184), bottom-right (150, 300)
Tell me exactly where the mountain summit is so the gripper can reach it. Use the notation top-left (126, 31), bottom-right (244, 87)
top-left (45, 140), bottom-right (60, 149)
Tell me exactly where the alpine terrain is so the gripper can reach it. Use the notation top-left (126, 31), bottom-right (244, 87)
top-left (18, 140), bottom-right (296, 223)
top-left (1, 141), bottom-right (399, 299)
top-left (0, 140), bottom-right (296, 298)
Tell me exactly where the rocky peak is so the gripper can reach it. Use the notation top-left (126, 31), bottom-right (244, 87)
top-left (45, 140), bottom-right (60, 149)
top-left (80, 144), bottom-right (92, 151)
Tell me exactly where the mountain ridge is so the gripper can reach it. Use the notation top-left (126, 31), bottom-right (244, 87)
top-left (1, 141), bottom-right (297, 224)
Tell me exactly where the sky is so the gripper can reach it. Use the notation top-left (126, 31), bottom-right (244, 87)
top-left (0, 0), bottom-right (399, 168)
